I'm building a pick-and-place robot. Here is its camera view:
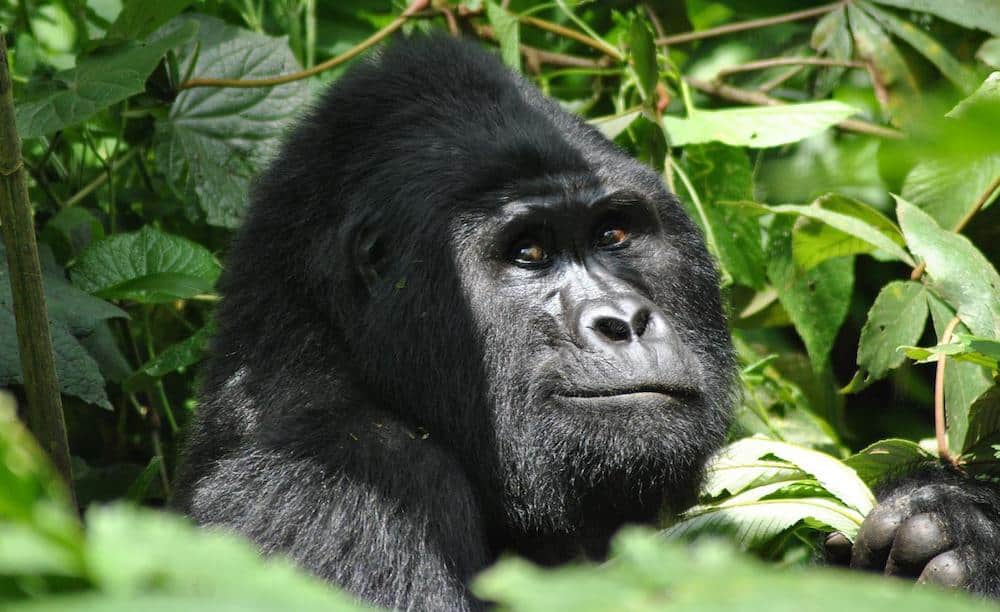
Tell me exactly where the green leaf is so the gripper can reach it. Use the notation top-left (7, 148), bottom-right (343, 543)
top-left (901, 334), bottom-right (1000, 371)
top-left (767, 218), bottom-right (855, 372)
top-left (712, 438), bottom-right (874, 514)
top-left (105, 0), bottom-right (196, 41)
top-left (869, 0), bottom-right (1000, 36)
top-left (855, 281), bottom-right (928, 387)
top-left (896, 196), bottom-right (1000, 338)
top-left (476, 528), bottom-right (995, 612)
top-left (123, 321), bottom-right (215, 392)
top-left (14, 21), bottom-right (198, 138)
top-left (861, 2), bottom-right (978, 93)
top-left (901, 74), bottom-right (1000, 228)
top-left (678, 144), bottom-right (766, 289)
top-left (963, 386), bottom-right (1000, 456)
top-left (811, 7), bottom-right (852, 95)
top-left (589, 108), bottom-right (642, 140)
top-left (486, 2), bottom-right (521, 72)
top-left (70, 226), bottom-right (220, 303)
top-left (847, 4), bottom-right (917, 113)
top-left (628, 17), bottom-right (657, 100)
top-left (665, 493), bottom-right (864, 546)
top-left (844, 439), bottom-right (934, 486)
top-left (0, 243), bottom-right (125, 409)
top-left (154, 15), bottom-right (311, 228)
top-left (789, 193), bottom-right (910, 270)
top-left (979, 38), bottom-right (1000, 68)
top-left (661, 101), bottom-right (857, 148)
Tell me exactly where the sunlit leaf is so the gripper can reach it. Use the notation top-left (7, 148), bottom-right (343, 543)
top-left (662, 101), bottom-right (857, 148)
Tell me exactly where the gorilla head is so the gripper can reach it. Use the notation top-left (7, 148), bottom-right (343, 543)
top-left (176, 34), bottom-right (736, 603)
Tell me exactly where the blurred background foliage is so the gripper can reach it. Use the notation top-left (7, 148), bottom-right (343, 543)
top-left (1, 0), bottom-right (999, 609)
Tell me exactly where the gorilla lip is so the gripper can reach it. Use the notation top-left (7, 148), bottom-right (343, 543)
top-left (556, 385), bottom-right (697, 401)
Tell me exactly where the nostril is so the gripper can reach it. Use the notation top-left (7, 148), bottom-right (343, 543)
top-left (632, 308), bottom-right (651, 337)
top-left (594, 316), bottom-right (631, 342)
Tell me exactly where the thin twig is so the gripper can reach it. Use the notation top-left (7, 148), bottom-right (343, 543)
top-left (935, 316), bottom-right (962, 467)
top-left (518, 14), bottom-right (624, 60)
top-left (716, 56), bottom-right (867, 80)
top-left (685, 77), bottom-right (903, 140)
top-left (656, 1), bottom-right (845, 46)
top-left (63, 147), bottom-right (139, 208)
top-left (909, 174), bottom-right (1000, 280)
top-left (643, 3), bottom-right (667, 39)
top-left (179, 0), bottom-right (430, 89)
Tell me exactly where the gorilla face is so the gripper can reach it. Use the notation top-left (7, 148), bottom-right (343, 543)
top-left (343, 123), bottom-right (735, 543)
top-left (453, 177), bottom-right (735, 540)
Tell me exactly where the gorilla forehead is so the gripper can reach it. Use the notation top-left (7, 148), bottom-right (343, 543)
top-left (288, 35), bottom-right (661, 225)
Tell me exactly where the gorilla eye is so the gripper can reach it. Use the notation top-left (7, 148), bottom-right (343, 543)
top-left (510, 239), bottom-right (550, 267)
top-left (595, 225), bottom-right (629, 248)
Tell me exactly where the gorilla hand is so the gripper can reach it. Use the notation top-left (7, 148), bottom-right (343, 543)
top-left (826, 465), bottom-right (1000, 596)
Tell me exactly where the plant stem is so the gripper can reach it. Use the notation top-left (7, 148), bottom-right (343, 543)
top-left (63, 147), bottom-right (139, 208)
top-left (934, 316), bottom-right (961, 467)
top-left (518, 14), bottom-right (624, 61)
top-left (0, 34), bottom-right (76, 503)
top-left (716, 56), bottom-right (867, 79)
top-left (656, 1), bottom-right (845, 46)
top-left (179, 0), bottom-right (430, 90)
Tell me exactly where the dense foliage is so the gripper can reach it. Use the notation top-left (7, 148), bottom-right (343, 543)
top-left (1, 0), bottom-right (999, 609)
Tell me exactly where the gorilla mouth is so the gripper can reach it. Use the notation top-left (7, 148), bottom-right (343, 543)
top-left (556, 385), bottom-right (698, 402)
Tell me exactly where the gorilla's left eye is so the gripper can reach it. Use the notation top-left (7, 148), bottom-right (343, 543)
top-left (595, 225), bottom-right (629, 248)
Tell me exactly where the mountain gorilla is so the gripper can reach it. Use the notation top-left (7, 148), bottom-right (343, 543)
top-left (173, 35), bottom-right (1000, 609)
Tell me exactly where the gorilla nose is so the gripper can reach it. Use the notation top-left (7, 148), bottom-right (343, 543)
top-left (578, 297), bottom-right (661, 347)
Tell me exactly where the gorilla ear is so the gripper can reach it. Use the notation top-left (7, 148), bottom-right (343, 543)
top-left (353, 227), bottom-right (388, 292)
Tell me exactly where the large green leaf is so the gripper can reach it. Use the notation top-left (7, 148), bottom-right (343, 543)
top-left (854, 280), bottom-right (928, 388)
top-left (901, 74), bottom-right (1000, 228)
top-left (789, 194), bottom-right (909, 270)
top-left (860, 2), bottom-right (977, 93)
top-left (662, 101), bottom-right (857, 148)
top-left (844, 439), bottom-right (934, 486)
top-left (14, 22), bottom-right (197, 138)
top-left (628, 17), bottom-right (657, 100)
top-left (897, 196), bottom-right (1000, 338)
top-left (678, 144), bottom-right (766, 289)
top-left (154, 15), bottom-right (311, 228)
top-left (476, 528), bottom-right (995, 612)
top-left (767, 218), bottom-right (855, 372)
top-left (0, 244), bottom-right (125, 409)
top-left (70, 226), bottom-right (220, 303)
top-left (711, 438), bottom-right (873, 514)
top-left (731, 200), bottom-right (913, 267)
top-left (869, 0), bottom-right (1000, 36)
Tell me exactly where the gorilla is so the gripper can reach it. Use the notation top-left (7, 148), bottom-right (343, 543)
top-left (173, 35), bottom-right (1000, 609)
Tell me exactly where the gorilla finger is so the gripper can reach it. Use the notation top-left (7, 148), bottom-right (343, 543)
top-left (824, 532), bottom-right (852, 566)
top-left (851, 508), bottom-right (904, 570)
top-left (885, 513), bottom-right (951, 577)
top-left (917, 549), bottom-right (968, 589)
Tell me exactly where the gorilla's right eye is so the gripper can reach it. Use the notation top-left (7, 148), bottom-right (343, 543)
top-left (510, 239), bottom-right (550, 267)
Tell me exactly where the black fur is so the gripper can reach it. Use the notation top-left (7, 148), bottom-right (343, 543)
top-left (173, 35), bottom-right (734, 609)
top-left (172, 34), bottom-right (1000, 609)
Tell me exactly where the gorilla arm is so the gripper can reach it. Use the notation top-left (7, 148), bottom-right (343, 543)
top-left (182, 400), bottom-right (489, 611)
